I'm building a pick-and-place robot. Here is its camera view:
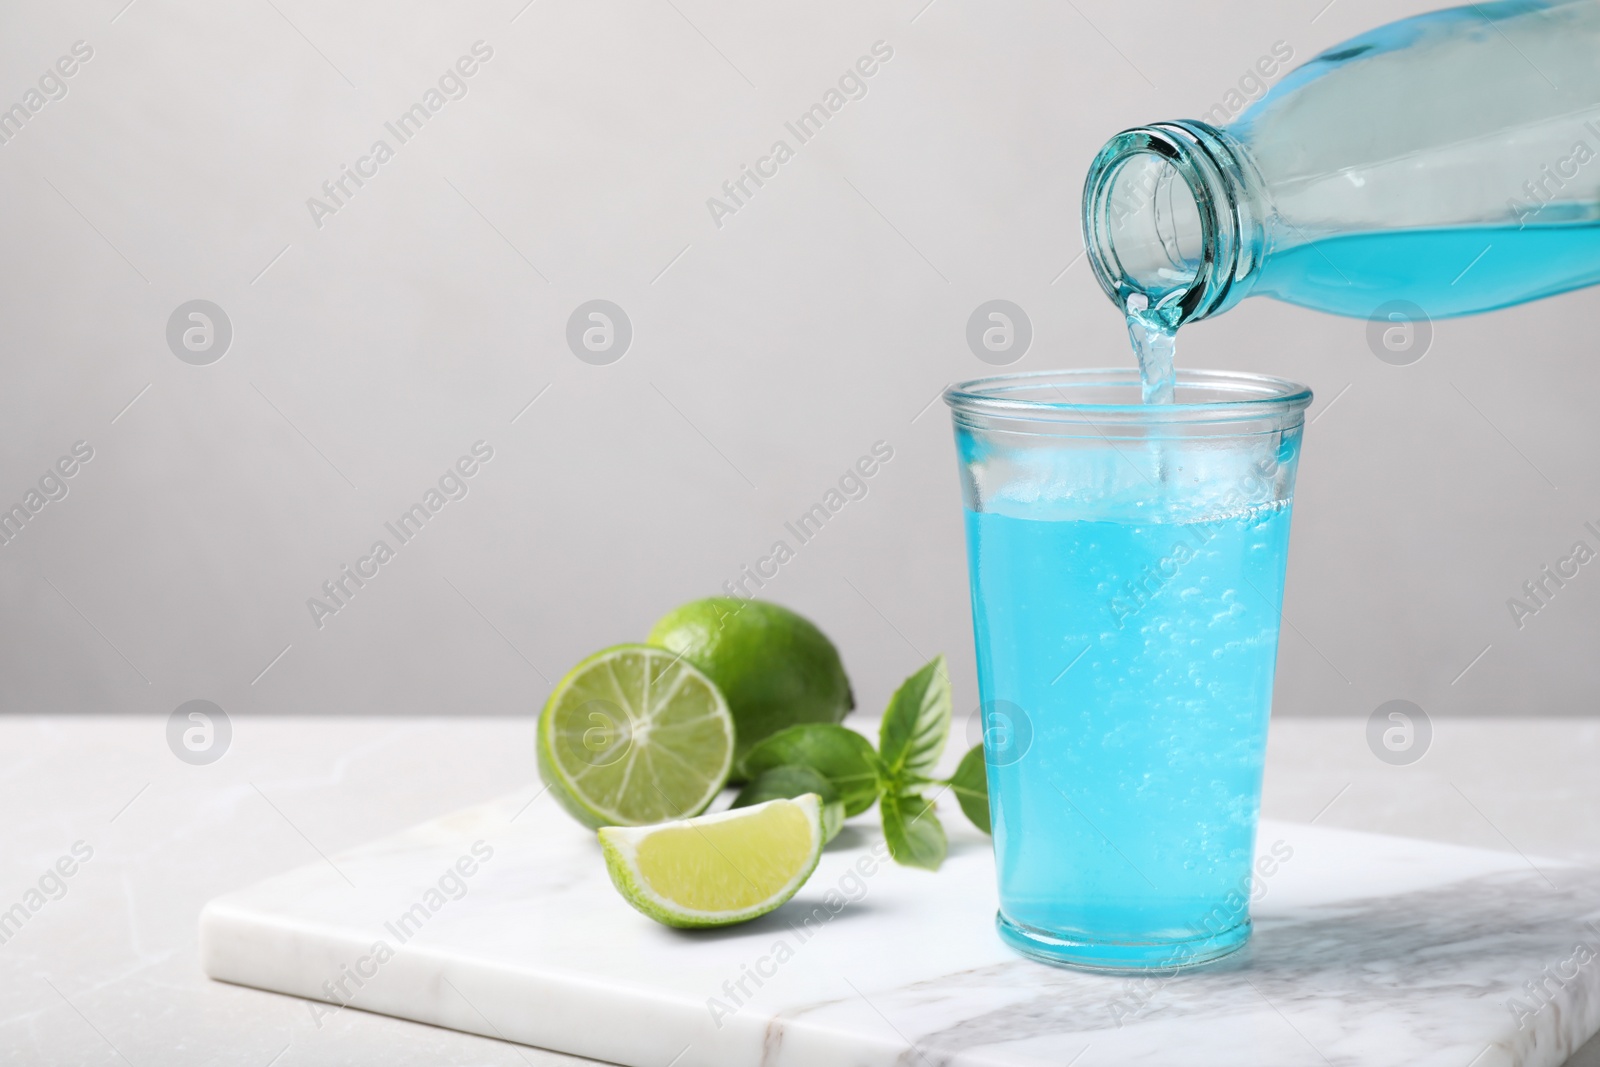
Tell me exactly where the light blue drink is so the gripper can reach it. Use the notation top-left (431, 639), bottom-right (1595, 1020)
top-left (1255, 223), bottom-right (1600, 320)
top-left (947, 370), bottom-right (1310, 969)
top-left (968, 505), bottom-right (1290, 964)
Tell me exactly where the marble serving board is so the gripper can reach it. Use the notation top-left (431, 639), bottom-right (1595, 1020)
top-left (201, 786), bottom-right (1600, 1067)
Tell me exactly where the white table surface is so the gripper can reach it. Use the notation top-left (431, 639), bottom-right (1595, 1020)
top-left (5, 714), bottom-right (1600, 1066)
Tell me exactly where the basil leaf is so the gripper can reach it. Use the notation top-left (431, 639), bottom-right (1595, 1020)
top-left (740, 723), bottom-right (881, 816)
top-left (878, 656), bottom-right (951, 787)
top-left (880, 791), bottom-right (947, 870)
top-left (949, 744), bottom-right (990, 834)
top-left (732, 766), bottom-right (845, 842)
top-left (732, 764), bottom-right (838, 808)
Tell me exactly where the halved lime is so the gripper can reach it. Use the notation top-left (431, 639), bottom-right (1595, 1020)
top-left (599, 794), bottom-right (825, 928)
top-left (537, 644), bottom-right (734, 829)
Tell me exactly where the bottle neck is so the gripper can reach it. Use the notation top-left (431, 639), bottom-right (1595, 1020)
top-left (1082, 121), bottom-right (1266, 328)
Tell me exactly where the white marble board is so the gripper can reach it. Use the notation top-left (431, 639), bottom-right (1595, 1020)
top-left (200, 786), bottom-right (1600, 1067)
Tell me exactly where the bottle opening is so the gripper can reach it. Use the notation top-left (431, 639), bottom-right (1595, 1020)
top-left (1082, 122), bottom-right (1262, 329)
top-left (1097, 152), bottom-right (1204, 311)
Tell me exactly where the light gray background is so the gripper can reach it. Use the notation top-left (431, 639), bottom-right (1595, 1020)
top-left (1, 0), bottom-right (1594, 726)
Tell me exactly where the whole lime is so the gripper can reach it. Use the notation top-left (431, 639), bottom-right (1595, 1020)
top-left (646, 598), bottom-right (854, 764)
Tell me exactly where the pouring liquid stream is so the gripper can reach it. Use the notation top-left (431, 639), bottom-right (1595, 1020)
top-left (1125, 291), bottom-right (1181, 483)
top-left (1125, 293), bottom-right (1178, 406)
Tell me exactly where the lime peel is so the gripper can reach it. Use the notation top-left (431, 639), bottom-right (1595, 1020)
top-left (599, 794), bottom-right (825, 928)
top-left (647, 598), bottom-right (854, 764)
top-left (537, 644), bottom-right (734, 829)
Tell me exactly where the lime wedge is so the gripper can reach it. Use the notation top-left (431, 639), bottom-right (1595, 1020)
top-left (537, 644), bottom-right (734, 829)
top-left (599, 794), bottom-right (825, 928)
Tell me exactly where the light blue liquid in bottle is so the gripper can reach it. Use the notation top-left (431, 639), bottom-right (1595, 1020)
top-left (1085, 0), bottom-right (1600, 330)
top-left (1257, 223), bottom-right (1600, 319)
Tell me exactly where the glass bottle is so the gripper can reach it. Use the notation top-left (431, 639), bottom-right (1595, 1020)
top-left (1082, 0), bottom-right (1600, 328)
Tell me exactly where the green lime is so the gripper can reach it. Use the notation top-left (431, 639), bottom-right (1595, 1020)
top-left (537, 644), bottom-right (734, 829)
top-left (646, 598), bottom-right (853, 763)
top-left (599, 794), bottom-right (824, 928)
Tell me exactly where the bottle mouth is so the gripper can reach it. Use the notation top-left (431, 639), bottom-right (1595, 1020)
top-left (1081, 122), bottom-right (1261, 327)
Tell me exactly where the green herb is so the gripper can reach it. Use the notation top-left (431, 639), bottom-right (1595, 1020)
top-left (740, 724), bottom-right (881, 816)
top-left (731, 765), bottom-right (845, 842)
top-left (732, 764), bottom-right (837, 808)
top-left (948, 744), bottom-right (990, 835)
top-left (737, 654), bottom-right (990, 870)
top-left (878, 656), bottom-right (951, 785)
top-left (880, 792), bottom-right (947, 870)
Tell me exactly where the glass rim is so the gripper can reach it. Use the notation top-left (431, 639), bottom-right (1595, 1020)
top-left (943, 368), bottom-right (1313, 426)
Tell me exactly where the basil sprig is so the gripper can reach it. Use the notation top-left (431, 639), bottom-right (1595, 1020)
top-left (733, 655), bottom-right (988, 870)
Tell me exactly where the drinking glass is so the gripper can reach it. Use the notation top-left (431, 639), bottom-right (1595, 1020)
top-left (945, 369), bottom-right (1311, 970)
